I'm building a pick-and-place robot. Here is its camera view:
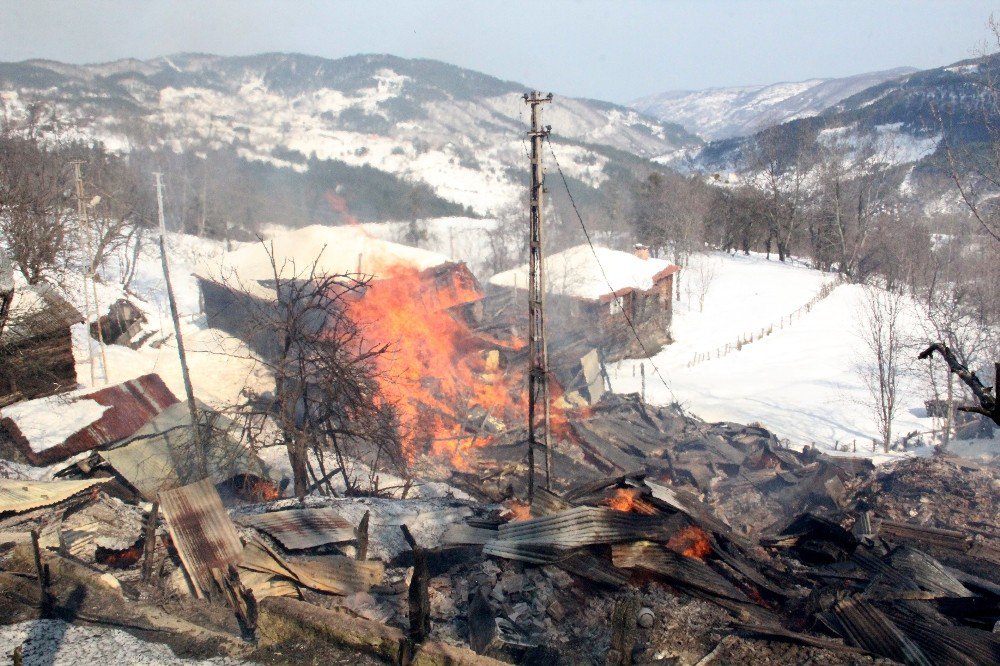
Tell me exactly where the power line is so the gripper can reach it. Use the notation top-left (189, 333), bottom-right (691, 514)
top-left (544, 136), bottom-right (677, 404)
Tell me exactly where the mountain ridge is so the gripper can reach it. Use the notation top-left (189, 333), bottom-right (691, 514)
top-left (632, 67), bottom-right (918, 141)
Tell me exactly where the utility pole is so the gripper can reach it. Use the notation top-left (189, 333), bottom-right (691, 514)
top-left (155, 173), bottom-right (208, 477)
top-left (71, 161), bottom-right (109, 385)
top-left (524, 91), bottom-right (553, 500)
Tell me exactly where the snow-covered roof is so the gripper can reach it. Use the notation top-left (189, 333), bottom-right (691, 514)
top-left (0, 374), bottom-right (179, 466)
top-left (489, 245), bottom-right (679, 301)
top-left (200, 225), bottom-right (452, 296)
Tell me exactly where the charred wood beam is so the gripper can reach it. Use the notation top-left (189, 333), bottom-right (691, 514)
top-left (141, 501), bottom-right (159, 584)
top-left (918, 344), bottom-right (999, 426)
top-left (401, 525), bottom-right (430, 647)
top-left (356, 510), bottom-right (370, 561)
top-left (606, 593), bottom-right (640, 666)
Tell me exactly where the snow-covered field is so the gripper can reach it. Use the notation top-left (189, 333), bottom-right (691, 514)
top-left (610, 251), bottom-right (996, 462)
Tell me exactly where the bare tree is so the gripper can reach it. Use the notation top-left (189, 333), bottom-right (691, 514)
top-left (858, 284), bottom-right (905, 452)
top-left (688, 255), bottom-right (718, 313)
top-left (220, 243), bottom-right (404, 497)
top-left (0, 137), bottom-right (73, 284)
top-left (739, 125), bottom-right (810, 261)
top-left (484, 202), bottom-right (525, 275)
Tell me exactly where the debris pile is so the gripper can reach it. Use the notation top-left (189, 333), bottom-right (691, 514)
top-left (0, 438), bottom-right (1000, 664)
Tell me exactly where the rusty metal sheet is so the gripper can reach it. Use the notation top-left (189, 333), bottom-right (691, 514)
top-left (159, 478), bottom-right (243, 598)
top-left (237, 507), bottom-right (355, 550)
top-left (0, 478), bottom-right (106, 514)
top-left (0, 373), bottom-right (179, 466)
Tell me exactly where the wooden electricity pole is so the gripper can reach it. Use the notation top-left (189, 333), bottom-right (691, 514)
top-left (525, 91), bottom-right (553, 500)
top-left (154, 173), bottom-right (208, 477)
top-left (71, 160), bottom-right (108, 385)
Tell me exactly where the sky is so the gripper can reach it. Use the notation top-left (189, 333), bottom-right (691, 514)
top-left (2, 0), bottom-right (998, 103)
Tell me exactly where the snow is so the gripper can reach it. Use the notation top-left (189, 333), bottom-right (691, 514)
top-left (0, 393), bottom-right (108, 453)
top-left (208, 224), bottom-right (451, 291)
top-left (0, 620), bottom-right (247, 665)
top-left (609, 251), bottom-right (998, 463)
top-left (489, 245), bottom-right (676, 300)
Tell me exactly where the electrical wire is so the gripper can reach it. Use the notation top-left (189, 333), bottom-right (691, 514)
top-left (545, 135), bottom-right (677, 404)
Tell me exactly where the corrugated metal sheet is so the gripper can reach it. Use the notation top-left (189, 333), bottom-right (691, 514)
top-left (100, 400), bottom-right (270, 501)
top-left (159, 478), bottom-right (244, 598)
top-left (0, 478), bottom-right (106, 514)
top-left (611, 541), bottom-right (749, 602)
top-left (1, 373), bottom-right (179, 465)
top-left (237, 507), bottom-right (355, 550)
top-left (496, 506), bottom-right (680, 548)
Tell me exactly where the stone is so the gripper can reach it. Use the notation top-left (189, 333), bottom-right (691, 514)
top-left (546, 600), bottom-right (566, 621)
top-left (637, 607), bottom-right (654, 629)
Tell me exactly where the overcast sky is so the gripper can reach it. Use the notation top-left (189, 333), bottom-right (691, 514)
top-left (2, 0), bottom-right (997, 103)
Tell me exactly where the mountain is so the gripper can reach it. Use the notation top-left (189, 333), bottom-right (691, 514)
top-left (0, 53), bottom-right (699, 218)
top-left (631, 68), bottom-right (916, 141)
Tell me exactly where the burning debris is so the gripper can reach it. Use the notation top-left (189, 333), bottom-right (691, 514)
top-left (1, 434), bottom-right (999, 665)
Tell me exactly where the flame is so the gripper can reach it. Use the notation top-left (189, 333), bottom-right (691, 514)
top-left (603, 488), bottom-right (659, 515)
top-left (346, 265), bottom-right (526, 469)
top-left (95, 540), bottom-right (144, 568)
top-left (666, 525), bottom-right (712, 560)
top-left (502, 499), bottom-right (531, 522)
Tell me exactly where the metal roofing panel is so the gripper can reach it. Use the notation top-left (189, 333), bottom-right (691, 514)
top-left (0, 478), bottom-right (106, 514)
top-left (496, 506), bottom-right (679, 548)
top-left (100, 401), bottom-right (271, 501)
top-left (237, 507), bottom-right (355, 550)
top-left (159, 478), bottom-right (244, 598)
top-left (0, 373), bottom-right (179, 465)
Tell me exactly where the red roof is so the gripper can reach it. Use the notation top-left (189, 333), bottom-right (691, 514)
top-left (0, 373), bottom-right (179, 466)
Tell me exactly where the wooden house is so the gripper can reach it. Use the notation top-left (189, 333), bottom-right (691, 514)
top-left (195, 225), bottom-right (483, 360)
top-left (0, 283), bottom-right (83, 407)
top-left (488, 244), bottom-right (679, 360)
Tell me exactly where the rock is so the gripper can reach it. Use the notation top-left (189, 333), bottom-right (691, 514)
top-left (637, 607), bottom-right (654, 628)
top-left (546, 600), bottom-right (566, 621)
top-left (542, 565), bottom-right (573, 589)
top-left (501, 573), bottom-right (525, 594)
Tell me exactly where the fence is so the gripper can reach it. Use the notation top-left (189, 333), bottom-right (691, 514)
top-left (686, 277), bottom-right (842, 368)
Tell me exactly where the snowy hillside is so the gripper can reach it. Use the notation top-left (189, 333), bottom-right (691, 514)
top-left (0, 53), bottom-right (698, 216)
top-left (631, 68), bottom-right (915, 141)
top-left (609, 252), bottom-right (996, 463)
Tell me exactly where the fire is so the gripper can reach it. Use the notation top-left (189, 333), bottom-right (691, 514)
top-left (502, 499), bottom-right (531, 522)
top-left (603, 488), bottom-right (659, 515)
top-left (666, 525), bottom-right (712, 560)
top-left (95, 539), bottom-right (144, 568)
top-left (346, 265), bottom-right (526, 469)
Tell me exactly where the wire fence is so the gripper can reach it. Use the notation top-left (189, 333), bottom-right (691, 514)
top-left (686, 276), bottom-right (843, 368)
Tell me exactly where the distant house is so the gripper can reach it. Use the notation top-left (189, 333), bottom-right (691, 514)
top-left (488, 244), bottom-right (680, 359)
top-left (0, 373), bottom-right (179, 466)
top-left (0, 283), bottom-right (83, 407)
top-left (194, 225), bottom-right (483, 359)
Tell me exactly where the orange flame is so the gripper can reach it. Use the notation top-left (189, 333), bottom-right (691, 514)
top-left (602, 488), bottom-right (659, 515)
top-left (502, 499), bottom-right (531, 522)
top-left (346, 265), bottom-right (526, 469)
top-left (666, 525), bottom-right (712, 560)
